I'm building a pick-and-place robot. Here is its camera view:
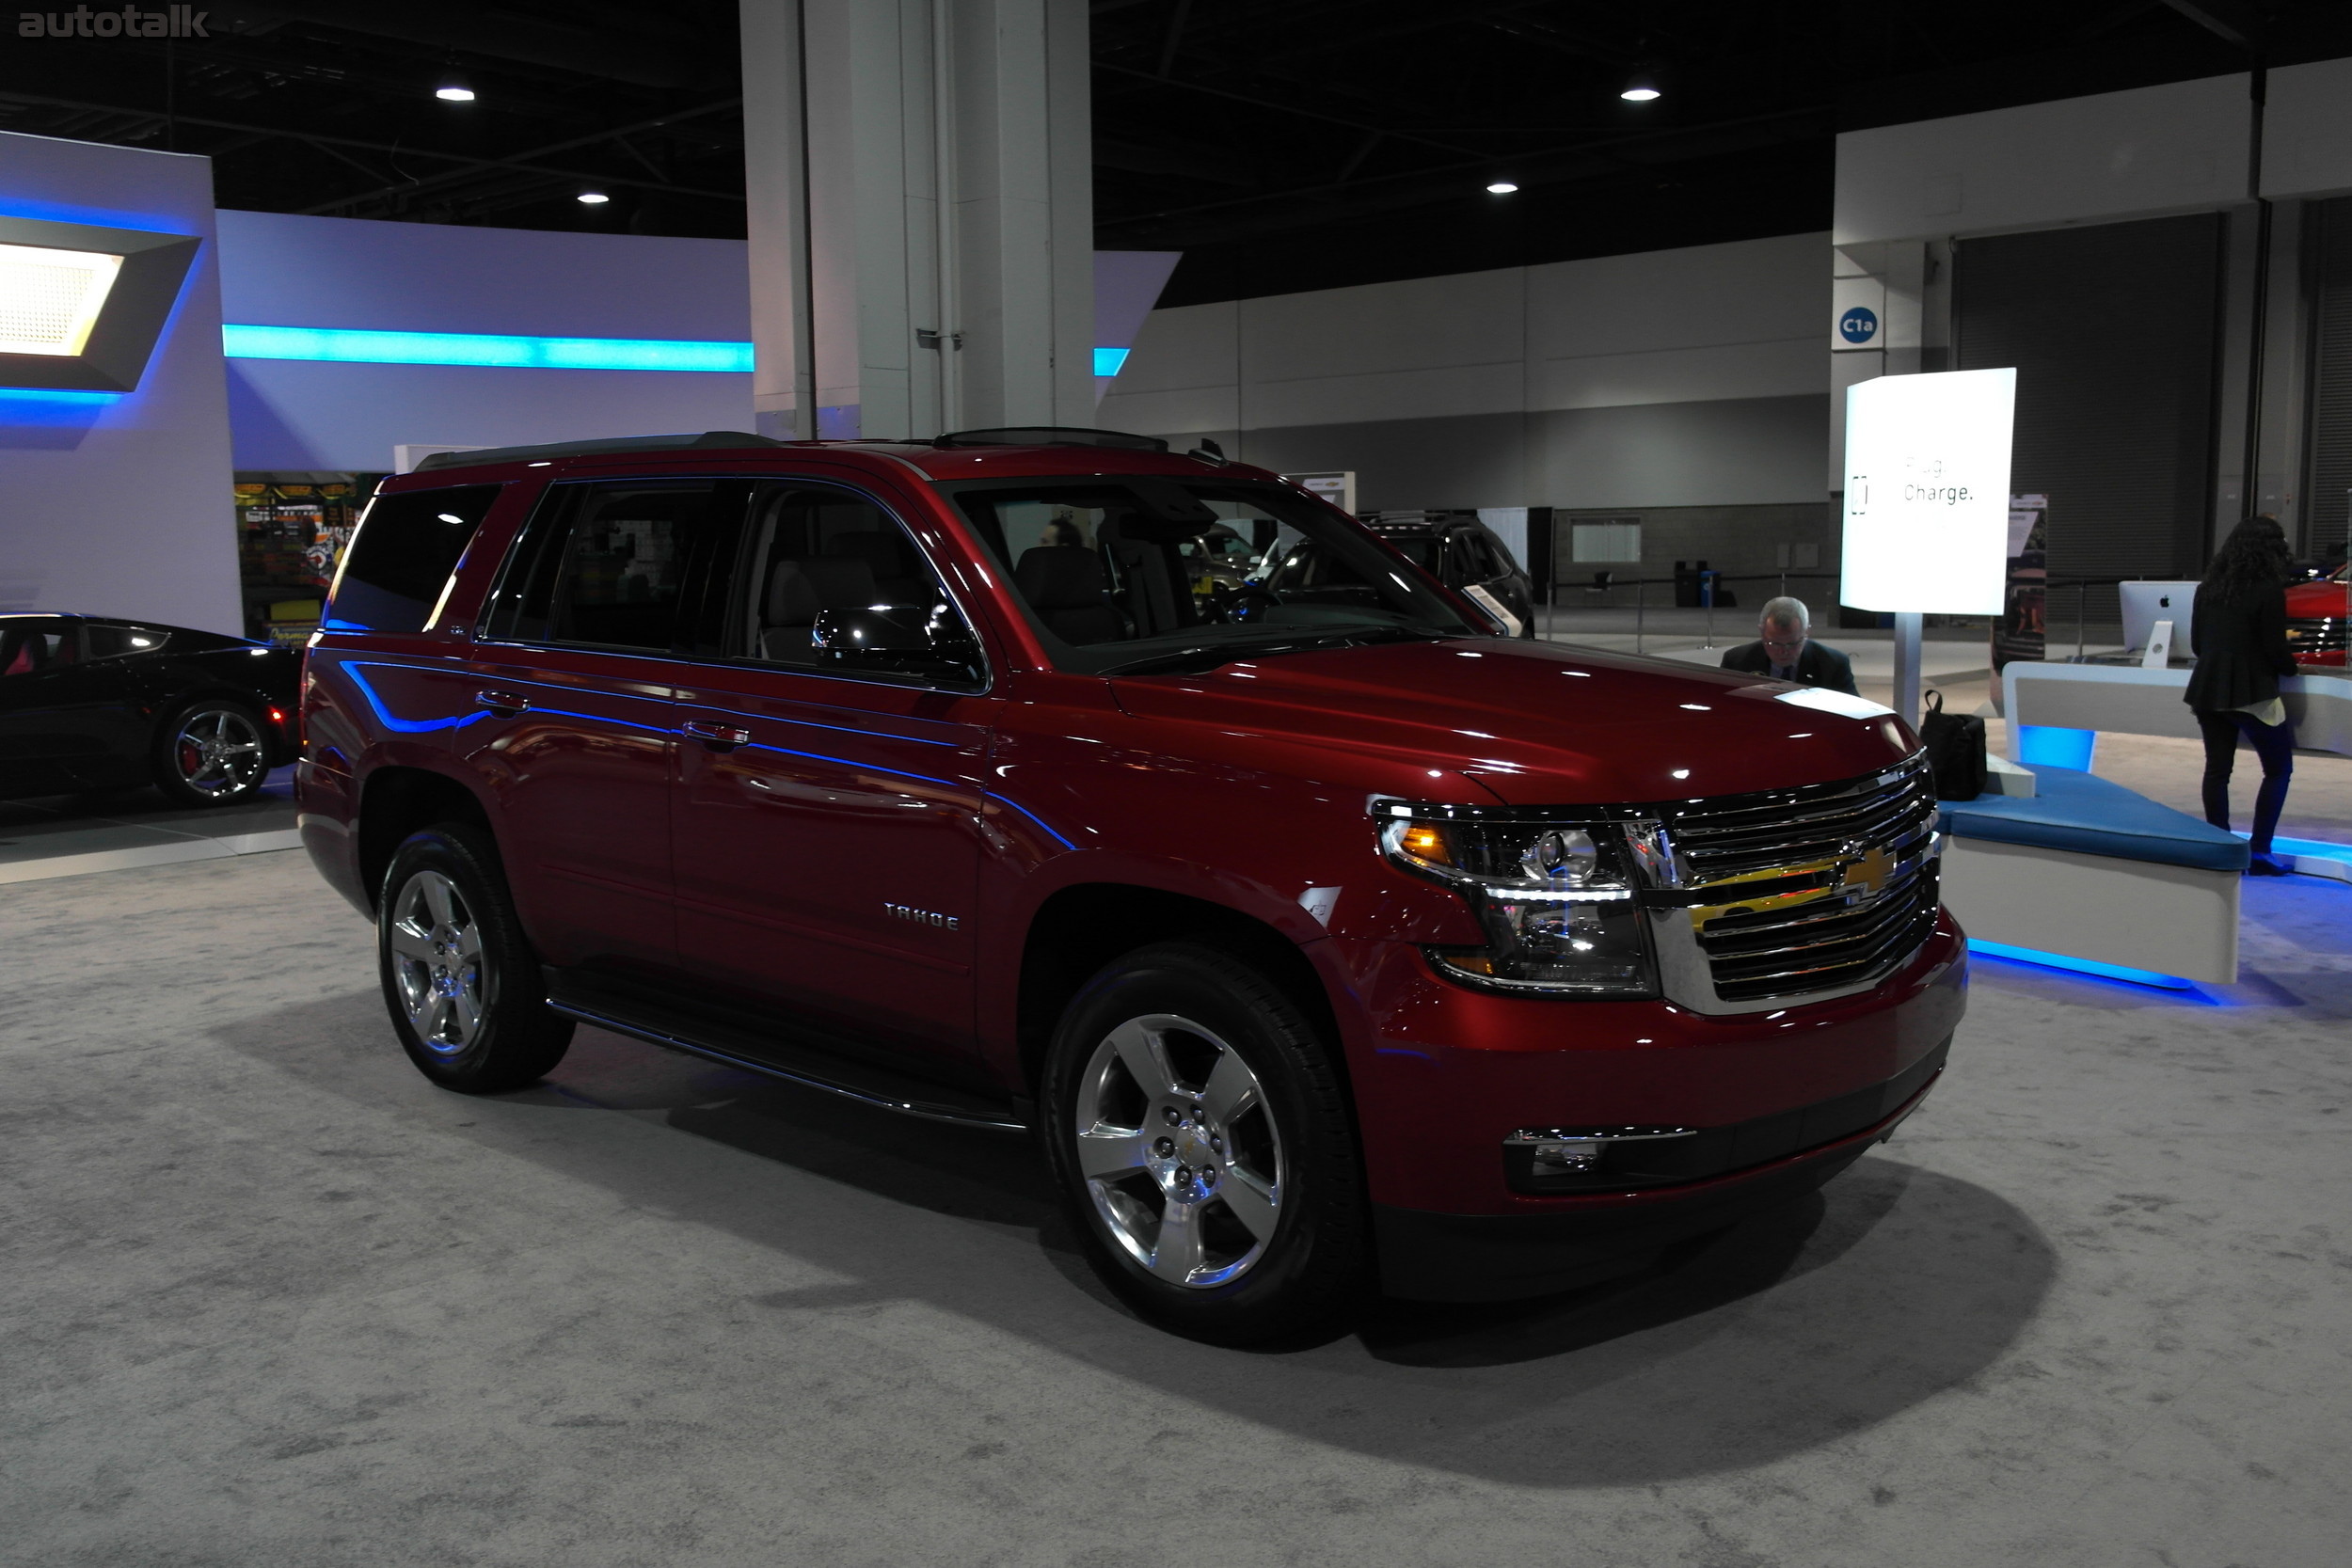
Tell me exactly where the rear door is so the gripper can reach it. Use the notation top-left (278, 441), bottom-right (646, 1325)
top-left (464, 477), bottom-right (723, 977)
top-left (669, 477), bottom-right (995, 1067)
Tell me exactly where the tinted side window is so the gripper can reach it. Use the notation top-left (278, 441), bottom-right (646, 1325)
top-left (1452, 531), bottom-right (1497, 579)
top-left (485, 479), bottom-right (715, 653)
top-left (83, 625), bottom-right (170, 659)
top-left (326, 485), bottom-right (501, 633)
top-left (1481, 527), bottom-right (1521, 576)
top-left (731, 481), bottom-right (981, 684)
top-left (0, 617), bottom-right (72, 675)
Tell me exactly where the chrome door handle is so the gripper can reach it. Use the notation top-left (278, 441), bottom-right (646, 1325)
top-left (473, 689), bottom-right (528, 717)
top-left (682, 719), bottom-right (751, 751)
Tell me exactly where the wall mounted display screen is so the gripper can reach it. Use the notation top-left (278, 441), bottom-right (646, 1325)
top-left (1839, 367), bottom-right (2016, 614)
top-left (0, 214), bottom-right (199, 391)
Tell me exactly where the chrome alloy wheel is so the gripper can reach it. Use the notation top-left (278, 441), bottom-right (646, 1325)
top-left (1073, 1013), bottom-right (1283, 1289)
top-left (387, 869), bottom-right (486, 1055)
top-left (171, 707), bottom-right (265, 799)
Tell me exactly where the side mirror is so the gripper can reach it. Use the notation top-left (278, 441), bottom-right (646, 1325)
top-left (810, 607), bottom-right (981, 681)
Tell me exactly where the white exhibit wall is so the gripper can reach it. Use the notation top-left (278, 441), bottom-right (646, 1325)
top-left (1092, 250), bottom-right (1181, 403)
top-left (1098, 231), bottom-right (1830, 512)
top-left (1831, 59), bottom-right (2352, 549)
top-left (0, 132), bottom-right (240, 635)
top-left (2264, 56), bottom-right (2352, 200)
top-left (1833, 73), bottom-right (2252, 247)
top-left (215, 212), bottom-right (758, 470)
top-left (216, 214), bottom-right (1182, 465)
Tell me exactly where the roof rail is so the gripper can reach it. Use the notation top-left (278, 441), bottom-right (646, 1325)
top-left (930, 425), bottom-right (1168, 452)
top-left (411, 431), bottom-right (781, 471)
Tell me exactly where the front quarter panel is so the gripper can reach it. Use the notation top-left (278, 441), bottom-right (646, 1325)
top-left (972, 670), bottom-right (1497, 1077)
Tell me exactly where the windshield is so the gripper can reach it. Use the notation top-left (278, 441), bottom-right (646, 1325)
top-left (946, 477), bottom-right (1479, 674)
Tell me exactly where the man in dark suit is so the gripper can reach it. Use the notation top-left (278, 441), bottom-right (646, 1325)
top-left (1719, 596), bottom-right (1858, 694)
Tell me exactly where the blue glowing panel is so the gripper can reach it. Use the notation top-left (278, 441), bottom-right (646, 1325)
top-left (0, 199), bottom-right (186, 232)
top-left (2016, 725), bottom-right (2097, 770)
top-left (222, 325), bottom-right (755, 373)
top-left (1966, 938), bottom-right (2197, 990)
top-left (0, 388), bottom-right (121, 421)
top-left (1093, 346), bottom-right (1131, 376)
top-left (2244, 832), bottom-right (2352, 863)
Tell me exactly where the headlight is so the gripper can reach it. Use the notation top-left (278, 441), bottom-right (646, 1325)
top-left (1379, 809), bottom-right (1656, 997)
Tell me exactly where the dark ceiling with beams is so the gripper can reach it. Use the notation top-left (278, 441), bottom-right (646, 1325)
top-left (3, 2), bottom-right (2348, 309)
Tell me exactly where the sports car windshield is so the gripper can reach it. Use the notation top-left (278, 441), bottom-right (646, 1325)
top-left (946, 477), bottom-right (1478, 675)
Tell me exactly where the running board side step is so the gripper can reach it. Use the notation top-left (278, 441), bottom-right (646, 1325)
top-left (545, 990), bottom-right (1030, 1134)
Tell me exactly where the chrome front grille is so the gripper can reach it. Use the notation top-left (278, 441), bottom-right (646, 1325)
top-left (1654, 755), bottom-right (1941, 1009)
top-left (2286, 616), bottom-right (2348, 656)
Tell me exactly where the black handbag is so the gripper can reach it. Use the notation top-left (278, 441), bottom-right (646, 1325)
top-left (1918, 689), bottom-right (1987, 800)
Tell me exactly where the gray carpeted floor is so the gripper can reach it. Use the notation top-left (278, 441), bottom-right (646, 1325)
top-left (2, 850), bottom-right (2345, 1566)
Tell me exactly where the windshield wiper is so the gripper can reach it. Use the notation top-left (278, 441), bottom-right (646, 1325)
top-left (1099, 626), bottom-right (1456, 678)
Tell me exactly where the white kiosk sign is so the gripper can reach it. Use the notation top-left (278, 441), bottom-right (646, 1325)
top-left (1839, 367), bottom-right (2016, 615)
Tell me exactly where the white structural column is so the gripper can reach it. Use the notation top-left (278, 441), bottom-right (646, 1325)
top-left (739, 0), bottom-right (1094, 441)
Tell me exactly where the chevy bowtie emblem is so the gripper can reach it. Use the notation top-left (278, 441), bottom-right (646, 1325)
top-left (1841, 846), bottom-right (1896, 898)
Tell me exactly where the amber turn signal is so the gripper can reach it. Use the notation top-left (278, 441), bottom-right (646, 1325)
top-left (1398, 823), bottom-right (1450, 863)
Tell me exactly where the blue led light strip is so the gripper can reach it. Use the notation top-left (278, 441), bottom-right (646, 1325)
top-left (1966, 938), bottom-right (2198, 991)
top-left (223, 324), bottom-right (755, 373)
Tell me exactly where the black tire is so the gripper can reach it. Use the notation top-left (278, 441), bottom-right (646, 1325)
top-left (1040, 942), bottom-right (1370, 1345)
top-left (376, 824), bottom-right (573, 1094)
top-left (151, 697), bottom-right (269, 807)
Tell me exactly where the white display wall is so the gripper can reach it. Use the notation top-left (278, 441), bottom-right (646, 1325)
top-left (215, 212), bottom-right (760, 471)
top-left (0, 131), bottom-right (240, 635)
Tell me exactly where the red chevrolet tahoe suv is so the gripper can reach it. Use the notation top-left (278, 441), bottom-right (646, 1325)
top-left (297, 426), bottom-right (1964, 1343)
top-left (2286, 562), bottom-right (2349, 667)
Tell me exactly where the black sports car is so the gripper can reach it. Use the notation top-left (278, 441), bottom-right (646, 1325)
top-left (0, 614), bottom-right (300, 806)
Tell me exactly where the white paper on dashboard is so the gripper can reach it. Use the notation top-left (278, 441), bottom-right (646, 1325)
top-left (1766, 685), bottom-right (1897, 720)
top-left (1462, 583), bottom-right (1523, 638)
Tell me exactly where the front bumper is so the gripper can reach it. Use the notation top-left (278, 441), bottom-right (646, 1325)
top-left (1316, 911), bottom-right (1966, 1263)
top-left (1373, 1047), bottom-right (1944, 1301)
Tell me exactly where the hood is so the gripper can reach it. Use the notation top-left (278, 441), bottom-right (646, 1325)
top-left (1109, 636), bottom-right (1916, 806)
top-left (2286, 577), bottom-right (2349, 614)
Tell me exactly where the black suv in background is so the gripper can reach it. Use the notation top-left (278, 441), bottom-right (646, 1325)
top-left (1352, 512), bottom-right (1538, 637)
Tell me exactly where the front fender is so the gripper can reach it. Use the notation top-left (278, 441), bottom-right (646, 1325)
top-left (972, 701), bottom-right (1491, 1067)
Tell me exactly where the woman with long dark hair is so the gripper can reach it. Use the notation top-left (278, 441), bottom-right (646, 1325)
top-left (2185, 515), bottom-right (2300, 875)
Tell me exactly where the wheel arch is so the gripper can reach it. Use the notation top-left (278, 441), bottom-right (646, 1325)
top-left (1015, 882), bottom-right (1343, 1099)
top-left (356, 765), bottom-right (495, 911)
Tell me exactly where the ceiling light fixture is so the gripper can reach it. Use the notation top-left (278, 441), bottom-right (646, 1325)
top-left (576, 191), bottom-right (611, 205)
top-left (1486, 180), bottom-right (1518, 195)
top-left (1620, 73), bottom-right (1661, 103)
top-left (434, 72), bottom-right (474, 103)
top-left (0, 216), bottom-right (199, 391)
top-left (0, 244), bottom-right (123, 356)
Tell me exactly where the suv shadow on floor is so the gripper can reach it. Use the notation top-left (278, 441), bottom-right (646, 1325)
top-left (214, 989), bottom-right (2058, 1489)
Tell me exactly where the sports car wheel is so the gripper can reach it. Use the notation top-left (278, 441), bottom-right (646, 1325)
top-left (1041, 942), bottom-right (1370, 1345)
top-left (378, 825), bottom-right (573, 1093)
top-left (151, 700), bottom-right (267, 806)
